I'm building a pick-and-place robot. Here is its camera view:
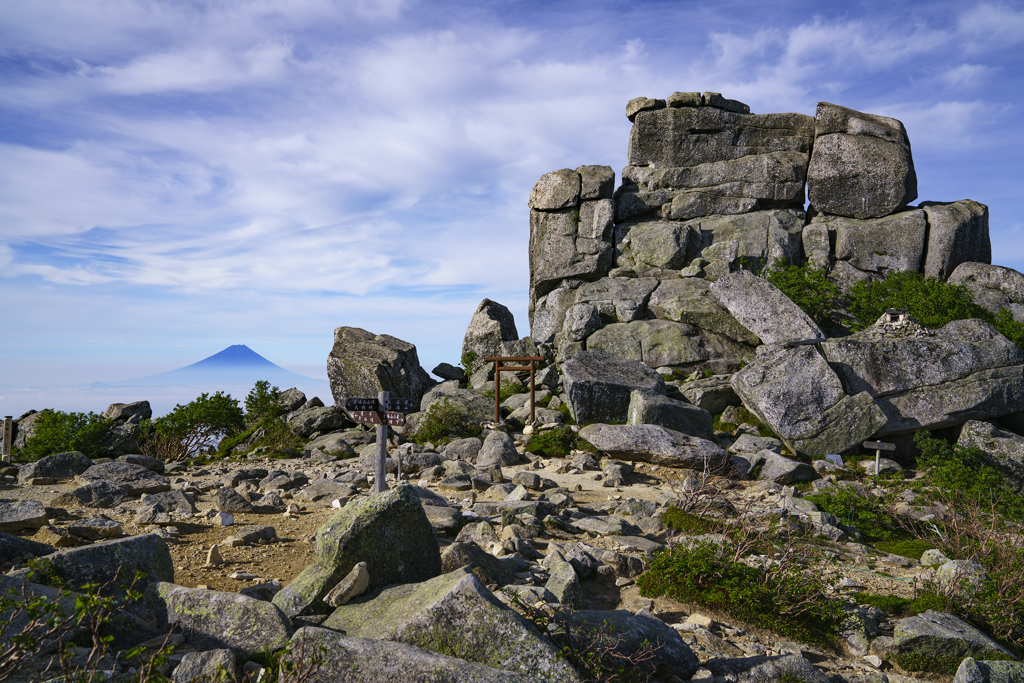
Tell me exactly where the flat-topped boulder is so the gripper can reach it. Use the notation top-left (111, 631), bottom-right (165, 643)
top-left (18, 450), bottom-right (94, 483)
top-left (78, 461), bottom-right (171, 496)
top-left (578, 423), bottom-right (728, 469)
top-left (561, 350), bottom-right (666, 424)
top-left (807, 102), bottom-right (916, 219)
top-left (948, 262), bottom-right (1024, 321)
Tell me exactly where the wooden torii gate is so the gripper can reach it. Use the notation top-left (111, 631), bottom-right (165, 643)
top-left (485, 356), bottom-right (544, 424)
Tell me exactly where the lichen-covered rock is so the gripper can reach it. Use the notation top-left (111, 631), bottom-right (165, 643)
top-left (807, 102), bottom-right (916, 219)
top-left (731, 344), bottom-right (886, 455)
top-left (820, 318), bottom-right (1024, 434)
top-left (77, 461), bottom-right (171, 496)
top-left (327, 326), bottom-right (436, 409)
top-left (809, 209), bottom-right (927, 277)
top-left (545, 561), bottom-right (584, 609)
top-left (213, 486), bottom-right (256, 514)
top-left (587, 320), bottom-right (708, 368)
top-left (562, 350), bottom-right (666, 424)
top-left (627, 390), bottom-right (714, 440)
top-left (948, 262), bottom-right (1024, 320)
top-left (563, 610), bottom-right (699, 681)
top-left (283, 628), bottom-right (551, 683)
top-left (648, 278), bottom-right (759, 346)
top-left (893, 610), bottom-right (1013, 668)
top-left (758, 452), bottom-right (820, 485)
top-left (46, 533), bottom-right (173, 592)
top-left (921, 200), bottom-right (991, 280)
top-left (102, 400), bottom-right (153, 423)
top-left (461, 299), bottom-right (521, 374)
top-left (418, 381), bottom-right (493, 424)
top-left (577, 423), bottom-right (728, 469)
top-left (440, 542), bottom-right (514, 587)
top-left (171, 649), bottom-right (236, 683)
top-left (0, 500), bottom-right (48, 533)
top-left (710, 270), bottom-right (823, 344)
top-left (284, 405), bottom-right (353, 437)
top-left (476, 430), bottom-right (522, 469)
top-left (157, 584), bottom-right (292, 657)
top-left (18, 451), bottom-right (94, 483)
top-left (677, 375), bottom-right (742, 414)
top-left (529, 168), bottom-right (581, 210)
top-left (322, 568), bottom-right (580, 682)
top-left (954, 658), bottom-right (1024, 683)
top-left (706, 654), bottom-right (832, 683)
top-left (272, 486), bottom-right (441, 618)
top-left (956, 420), bottom-right (1024, 492)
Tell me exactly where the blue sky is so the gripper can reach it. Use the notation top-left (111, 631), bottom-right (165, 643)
top-left (1, 0), bottom-right (1022, 416)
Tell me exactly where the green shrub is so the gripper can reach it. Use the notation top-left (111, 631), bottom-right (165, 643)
top-left (913, 432), bottom-right (1024, 520)
top-left (637, 541), bottom-right (845, 647)
top-left (245, 379), bottom-right (285, 422)
top-left (140, 391), bottom-right (245, 461)
top-left (482, 377), bottom-right (526, 403)
top-left (461, 350), bottom-right (479, 375)
top-left (18, 410), bottom-right (112, 461)
top-left (24, 557), bottom-right (65, 588)
top-left (524, 426), bottom-right (575, 458)
top-left (765, 261), bottom-right (841, 328)
top-left (847, 271), bottom-right (990, 331)
top-left (873, 539), bottom-right (933, 561)
top-left (805, 485), bottom-right (915, 542)
top-left (411, 399), bottom-right (482, 445)
top-left (661, 507), bottom-right (722, 535)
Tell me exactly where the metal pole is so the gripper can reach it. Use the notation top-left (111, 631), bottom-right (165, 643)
top-left (875, 449), bottom-right (881, 478)
top-left (493, 360), bottom-right (500, 423)
top-left (375, 391), bottom-right (389, 494)
top-left (529, 361), bottom-right (536, 426)
top-left (2, 417), bottom-right (11, 463)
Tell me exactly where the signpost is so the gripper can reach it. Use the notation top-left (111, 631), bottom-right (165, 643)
top-left (863, 440), bottom-right (895, 477)
top-left (345, 392), bottom-right (415, 493)
top-left (2, 417), bottom-right (11, 464)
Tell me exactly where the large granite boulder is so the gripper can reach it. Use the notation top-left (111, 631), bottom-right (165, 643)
top-left (77, 461), bottom-right (171, 496)
top-left (954, 658), bottom-right (1024, 683)
top-left (648, 278), bottom-right (759, 346)
top-left (627, 390), bottom-right (714, 440)
top-left (102, 400), bottom-right (152, 422)
top-left (157, 583), bottom-right (293, 657)
top-left (893, 610), bottom-right (1014, 666)
top-left (0, 532), bottom-right (53, 566)
top-left (734, 318), bottom-right (1024, 454)
top-left (328, 327), bottom-right (436, 409)
top-left (562, 610), bottom-right (699, 681)
top-left (948, 262), bottom-right (1024, 321)
top-left (807, 102), bottom-right (917, 219)
top-left (18, 450), bottom-right (94, 483)
top-left (956, 420), bottom-right (1024, 492)
top-left (710, 270), bottom-right (824, 344)
top-left (731, 344), bottom-right (886, 455)
top-left (283, 628), bottom-right (550, 683)
top-left (322, 568), bottom-right (579, 682)
top-left (921, 200), bottom-right (991, 280)
top-left (12, 409), bottom-right (46, 450)
top-left (272, 486), bottom-right (441, 617)
top-left (809, 209), bottom-right (928, 278)
top-left (462, 299), bottom-right (521, 374)
top-left (529, 166), bottom-right (615, 323)
top-left (284, 405), bottom-right (353, 437)
top-left (45, 533), bottom-right (173, 592)
top-left (51, 479), bottom-right (131, 508)
top-left (0, 500), bottom-right (48, 533)
top-left (561, 350), bottom-right (666, 424)
top-left (578, 423), bottom-right (729, 469)
top-left (586, 320), bottom-right (712, 368)
top-left (677, 375), bottom-right (741, 414)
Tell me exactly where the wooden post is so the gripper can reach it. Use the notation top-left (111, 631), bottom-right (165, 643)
top-left (486, 357), bottom-right (544, 427)
top-left (375, 390), bottom-right (389, 494)
top-left (2, 417), bottom-right (11, 463)
top-left (529, 360), bottom-right (536, 426)
top-left (493, 360), bottom-right (500, 423)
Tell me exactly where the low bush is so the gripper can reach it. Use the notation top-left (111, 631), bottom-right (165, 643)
top-left (873, 539), bottom-right (933, 561)
top-left (411, 399), bottom-right (482, 445)
top-left (140, 391), bottom-right (246, 461)
top-left (765, 261), bottom-right (841, 329)
top-left (850, 591), bottom-right (955, 618)
top-left (636, 540), bottom-right (845, 647)
top-left (661, 507), bottom-right (722, 535)
top-left (525, 426), bottom-right (576, 458)
top-left (805, 485), bottom-right (915, 542)
top-left (17, 410), bottom-right (112, 461)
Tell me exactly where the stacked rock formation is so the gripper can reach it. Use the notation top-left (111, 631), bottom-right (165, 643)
top-left (528, 91), bottom-right (1024, 454)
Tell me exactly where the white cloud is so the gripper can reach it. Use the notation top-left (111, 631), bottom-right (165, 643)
top-left (940, 64), bottom-right (991, 88)
top-left (959, 3), bottom-right (1024, 49)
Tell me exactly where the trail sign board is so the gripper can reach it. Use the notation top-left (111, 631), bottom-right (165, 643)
top-left (385, 398), bottom-right (416, 413)
top-left (350, 410), bottom-right (382, 425)
top-left (346, 397), bottom-right (380, 412)
top-left (863, 441), bottom-right (896, 451)
top-left (385, 412), bottom-right (405, 427)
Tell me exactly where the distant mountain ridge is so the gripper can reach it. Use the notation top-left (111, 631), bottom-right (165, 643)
top-left (90, 345), bottom-right (325, 389)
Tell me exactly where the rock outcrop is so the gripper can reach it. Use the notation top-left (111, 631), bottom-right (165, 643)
top-left (327, 326), bottom-right (436, 408)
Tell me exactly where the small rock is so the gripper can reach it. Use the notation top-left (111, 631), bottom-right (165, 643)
top-left (228, 570), bottom-right (259, 581)
top-left (205, 545), bottom-right (222, 567)
top-left (210, 511), bottom-right (234, 527)
top-left (324, 561), bottom-right (371, 607)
